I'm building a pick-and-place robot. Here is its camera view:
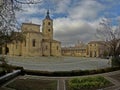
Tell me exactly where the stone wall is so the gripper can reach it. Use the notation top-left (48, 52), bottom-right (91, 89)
top-left (22, 23), bottom-right (40, 33)
top-left (51, 41), bottom-right (61, 56)
top-left (42, 40), bottom-right (50, 56)
top-left (22, 32), bottom-right (43, 56)
top-left (42, 19), bottom-right (53, 40)
top-left (4, 10), bottom-right (62, 57)
top-left (7, 41), bottom-right (22, 56)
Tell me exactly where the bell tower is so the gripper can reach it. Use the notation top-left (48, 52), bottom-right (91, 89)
top-left (42, 10), bottom-right (53, 40)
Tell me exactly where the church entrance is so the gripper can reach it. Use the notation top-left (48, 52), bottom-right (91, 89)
top-left (5, 47), bottom-right (9, 55)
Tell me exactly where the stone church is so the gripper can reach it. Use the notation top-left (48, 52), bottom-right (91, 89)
top-left (6, 10), bottom-right (61, 56)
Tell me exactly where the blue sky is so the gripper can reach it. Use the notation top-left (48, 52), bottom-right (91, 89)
top-left (16, 0), bottom-right (120, 46)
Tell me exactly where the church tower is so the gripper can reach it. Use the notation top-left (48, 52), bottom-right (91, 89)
top-left (42, 10), bottom-right (53, 40)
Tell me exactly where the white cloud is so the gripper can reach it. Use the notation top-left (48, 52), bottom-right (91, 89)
top-left (53, 0), bottom-right (71, 14)
top-left (68, 0), bottom-right (104, 20)
top-left (52, 0), bottom-right (104, 46)
top-left (17, 4), bottom-right (45, 15)
top-left (53, 17), bottom-right (99, 46)
top-left (16, 0), bottom-right (117, 46)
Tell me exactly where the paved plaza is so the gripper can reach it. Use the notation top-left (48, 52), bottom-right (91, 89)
top-left (1, 56), bottom-right (120, 90)
top-left (2, 70), bottom-right (120, 90)
top-left (6, 56), bottom-right (111, 71)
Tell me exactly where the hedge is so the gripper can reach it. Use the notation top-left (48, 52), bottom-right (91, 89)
top-left (23, 66), bottom-right (120, 77)
top-left (0, 69), bottom-right (6, 76)
top-left (1, 64), bottom-right (120, 77)
top-left (67, 76), bottom-right (111, 90)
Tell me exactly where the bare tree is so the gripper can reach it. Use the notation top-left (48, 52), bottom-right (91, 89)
top-left (96, 18), bottom-right (120, 67)
top-left (0, 0), bottom-right (42, 44)
top-left (0, 0), bottom-right (42, 47)
top-left (0, 0), bottom-right (42, 63)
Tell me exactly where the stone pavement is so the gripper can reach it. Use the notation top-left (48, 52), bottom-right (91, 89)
top-left (6, 56), bottom-right (111, 71)
top-left (102, 70), bottom-right (120, 90)
top-left (56, 70), bottom-right (120, 90)
top-left (0, 56), bottom-right (119, 90)
top-left (57, 79), bottom-right (66, 90)
top-left (10, 70), bottom-right (120, 90)
top-left (0, 70), bottom-right (120, 90)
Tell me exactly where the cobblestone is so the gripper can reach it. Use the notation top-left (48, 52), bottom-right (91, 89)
top-left (6, 56), bottom-right (111, 71)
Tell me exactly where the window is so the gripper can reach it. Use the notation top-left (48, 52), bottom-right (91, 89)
top-left (16, 41), bottom-right (18, 49)
top-left (46, 45), bottom-right (48, 50)
top-left (48, 22), bottom-right (50, 25)
top-left (94, 51), bottom-right (96, 57)
top-left (43, 22), bottom-right (45, 25)
top-left (57, 46), bottom-right (59, 50)
top-left (32, 39), bottom-right (36, 47)
top-left (90, 51), bottom-right (92, 57)
top-left (24, 40), bottom-right (26, 47)
top-left (16, 44), bottom-right (17, 49)
top-left (48, 29), bottom-right (50, 32)
top-left (94, 44), bottom-right (96, 46)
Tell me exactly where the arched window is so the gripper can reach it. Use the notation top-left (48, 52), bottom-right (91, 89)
top-left (57, 46), bottom-right (59, 50)
top-left (48, 22), bottom-right (50, 25)
top-left (32, 39), bottom-right (36, 47)
top-left (48, 29), bottom-right (50, 32)
top-left (16, 41), bottom-right (18, 49)
top-left (24, 40), bottom-right (26, 47)
top-left (46, 45), bottom-right (48, 50)
top-left (43, 22), bottom-right (45, 25)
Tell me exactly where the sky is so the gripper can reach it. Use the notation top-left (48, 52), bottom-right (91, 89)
top-left (16, 0), bottom-right (120, 46)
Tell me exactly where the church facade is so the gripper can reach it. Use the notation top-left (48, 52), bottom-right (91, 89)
top-left (7, 10), bottom-right (61, 57)
top-left (62, 41), bottom-right (107, 58)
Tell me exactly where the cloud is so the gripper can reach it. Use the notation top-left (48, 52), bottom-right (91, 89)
top-left (16, 0), bottom-right (120, 46)
top-left (53, 0), bottom-right (71, 14)
top-left (53, 17), bottom-right (99, 46)
top-left (68, 0), bottom-right (104, 20)
top-left (52, 0), bottom-right (104, 46)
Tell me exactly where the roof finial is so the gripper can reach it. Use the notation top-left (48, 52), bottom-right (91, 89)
top-left (47, 10), bottom-right (49, 15)
top-left (46, 9), bottom-right (51, 19)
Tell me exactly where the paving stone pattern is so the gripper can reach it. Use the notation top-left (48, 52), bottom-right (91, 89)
top-left (6, 56), bottom-right (111, 71)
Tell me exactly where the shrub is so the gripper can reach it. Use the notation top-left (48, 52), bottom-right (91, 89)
top-left (53, 71), bottom-right (72, 76)
top-left (0, 68), bottom-right (6, 76)
top-left (112, 57), bottom-right (120, 67)
top-left (67, 76), bottom-right (111, 90)
top-left (24, 69), bottom-right (53, 76)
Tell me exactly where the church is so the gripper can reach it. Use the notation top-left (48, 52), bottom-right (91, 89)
top-left (6, 10), bottom-right (61, 57)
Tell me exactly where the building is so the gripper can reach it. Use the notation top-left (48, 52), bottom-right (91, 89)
top-left (62, 41), bottom-right (107, 58)
top-left (87, 41), bottom-right (106, 57)
top-left (4, 10), bottom-right (61, 57)
top-left (62, 42), bottom-right (87, 57)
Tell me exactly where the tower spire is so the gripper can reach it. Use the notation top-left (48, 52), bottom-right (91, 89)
top-left (47, 10), bottom-right (49, 15)
top-left (46, 10), bottom-right (51, 19)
